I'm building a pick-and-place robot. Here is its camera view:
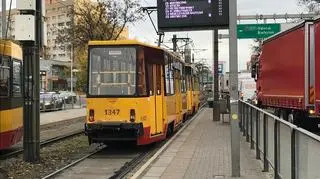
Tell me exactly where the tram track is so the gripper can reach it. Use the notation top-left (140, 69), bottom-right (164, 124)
top-left (41, 103), bottom-right (208, 179)
top-left (0, 130), bottom-right (84, 160)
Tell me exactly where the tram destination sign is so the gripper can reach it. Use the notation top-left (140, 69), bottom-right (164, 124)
top-left (157, 0), bottom-right (229, 32)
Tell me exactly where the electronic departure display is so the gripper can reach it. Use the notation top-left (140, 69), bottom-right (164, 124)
top-left (157, 0), bottom-right (229, 31)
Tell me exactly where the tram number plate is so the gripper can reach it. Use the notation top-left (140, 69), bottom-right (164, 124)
top-left (105, 109), bottom-right (120, 115)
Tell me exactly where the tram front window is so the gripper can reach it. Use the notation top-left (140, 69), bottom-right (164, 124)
top-left (89, 47), bottom-right (142, 96)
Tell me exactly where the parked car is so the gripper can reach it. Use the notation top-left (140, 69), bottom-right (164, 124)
top-left (40, 93), bottom-right (63, 111)
top-left (59, 91), bottom-right (77, 104)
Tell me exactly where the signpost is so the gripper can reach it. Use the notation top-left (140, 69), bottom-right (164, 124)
top-left (156, 0), bottom-right (240, 176)
top-left (157, 0), bottom-right (229, 31)
top-left (229, 0), bottom-right (240, 177)
top-left (237, 23), bottom-right (281, 39)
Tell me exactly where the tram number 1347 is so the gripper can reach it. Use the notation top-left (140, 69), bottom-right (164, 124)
top-left (105, 109), bottom-right (120, 115)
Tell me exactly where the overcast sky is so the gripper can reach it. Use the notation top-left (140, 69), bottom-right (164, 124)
top-left (2, 0), bottom-right (307, 71)
top-left (130, 0), bottom-right (306, 72)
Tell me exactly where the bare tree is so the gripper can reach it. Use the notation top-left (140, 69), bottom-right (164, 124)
top-left (299, 0), bottom-right (320, 12)
top-left (251, 39), bottom-right (262, 55)
top-left (56, 0), bottom-right (143, 47)
top-left (54, 0), bottom-right (143, 91)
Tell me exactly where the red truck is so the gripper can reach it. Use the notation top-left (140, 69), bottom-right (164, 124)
top-left (252, 19), bottom-right (320, 130)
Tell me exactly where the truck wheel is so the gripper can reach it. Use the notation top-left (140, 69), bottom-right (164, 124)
top-left (280, 110), bottom-right (288, 121)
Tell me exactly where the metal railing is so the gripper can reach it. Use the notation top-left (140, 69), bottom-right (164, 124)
top-left (239, 100), bottom-right (320, 179)
top-left (40, 95), bottom-right (86, 112)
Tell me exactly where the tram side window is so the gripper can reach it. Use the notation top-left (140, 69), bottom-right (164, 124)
top-left (181, 66), bottom-right (186, 93)
top-left (0, 58), bottom-right (10, 97)
top-left (156, 65), bottom-right (161, 95)
top-left (165, 56), bottom-right (170, 95)
top-left (13, 60), bottom-right (22, 97)
top-left (137, 53), bottom-right (147, 96)
top-left (147, 63), bottom-right (154, 96)
top-left (165, 56), bottom-right (175, 95)
top-left (194, 77), bottom-right (200, 91)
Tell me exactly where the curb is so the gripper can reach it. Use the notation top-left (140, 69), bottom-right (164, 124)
top-left (130, 105), bottom-right (206, 179)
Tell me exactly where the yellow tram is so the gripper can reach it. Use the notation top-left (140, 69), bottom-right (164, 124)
top-left (0, 40), bottom-right (23, 149)
top-left (185, 63), bottom-right (200, 115)
top-left (85, 40), bottom-right (200, 145)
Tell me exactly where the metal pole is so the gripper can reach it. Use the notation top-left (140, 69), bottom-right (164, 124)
top-left (229, 0), bottom-right (240, 176)
top-left (23, 0), bottom-right (42, 163)
top-left (2, 0), bottom-right (6, 38)
top-left (172, 34), bottom-right (177, 52)
top-left (213, 29), bottom-right (220, 121)
top-left (70, 44), bottom-right (73, 92)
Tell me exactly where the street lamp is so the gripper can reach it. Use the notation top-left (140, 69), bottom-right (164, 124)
top-left (70, 44), bottom-right (74, 92)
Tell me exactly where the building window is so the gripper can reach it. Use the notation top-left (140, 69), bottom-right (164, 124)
top-left (58, 22), bottom-right (64, 27)
top-left (66, 21), bottom-right (71, 26)
top-left (58, 14), bottom-right (64, 19)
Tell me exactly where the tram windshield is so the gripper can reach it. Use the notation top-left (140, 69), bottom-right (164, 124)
top-left (89, 47), bottom-right (138, 96)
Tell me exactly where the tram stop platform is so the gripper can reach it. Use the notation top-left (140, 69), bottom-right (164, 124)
top-left (132, 108), bottom-right (273, 179)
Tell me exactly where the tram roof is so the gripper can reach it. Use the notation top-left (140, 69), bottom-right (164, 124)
top-left (89, 40), bottom-right (183, 62)
top-left (89, 40), bottom-right (161, 50)
top-left (0, 40), bottom-right (22, 60)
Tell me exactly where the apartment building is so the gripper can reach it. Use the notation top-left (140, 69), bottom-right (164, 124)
top-left (2, 0), bottom-right (129, 63)
top-left (45, 0), bottom-right (74, 62)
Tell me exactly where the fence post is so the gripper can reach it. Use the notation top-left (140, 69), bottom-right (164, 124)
top-left (53, 99), bottom-right (56, 111)
top-left (79, 95), bottom-right (82, 108)
top-left (72, 96), bottom-right (74, 109)
top-left (256, 109), bottom-right (261, 160)
top-left (239, 102), bottom-right (243, 132)
top-left (263, 113), bottom-right (269, 172)
top-left (42, 98), bottom-right (45, 112)
top-left (243, 104), bottom-right (246, 136)
top-left (250, 107), bottom-right (254, 149)
top-left (274, 120), bottom-right (279, 179)
top-left (291, 128), bottom-right (296, 179)
top-left (246, 107), bottom-right (250, 142)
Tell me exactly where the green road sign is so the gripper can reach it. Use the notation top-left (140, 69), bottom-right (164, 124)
top-left (237, 24), bottom-right (281, 39)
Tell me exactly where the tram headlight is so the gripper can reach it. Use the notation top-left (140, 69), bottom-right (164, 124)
top-left (89, 109), bottom-right (95, 122)
top-left (309, 109), bottom-right (316, 115)
top-left (130, 109), bottom-right (136, 122)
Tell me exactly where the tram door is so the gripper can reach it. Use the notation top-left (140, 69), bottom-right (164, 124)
top-left (150, 64), bottom-right (164, 135)
top-left (175, 70), bottom-right (182, 124)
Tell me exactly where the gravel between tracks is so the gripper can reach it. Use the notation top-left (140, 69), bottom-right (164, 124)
top-left (0, 135), bottom-right (97, 179)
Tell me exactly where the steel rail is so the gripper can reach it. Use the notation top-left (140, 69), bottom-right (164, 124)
top-left (0, 130), bottom-right (84, 160)
top-left (41, 144), bottom-right (106, 179)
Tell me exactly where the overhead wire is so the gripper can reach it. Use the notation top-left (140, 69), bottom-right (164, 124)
top-left (5, 0), bottom-right (13, 40)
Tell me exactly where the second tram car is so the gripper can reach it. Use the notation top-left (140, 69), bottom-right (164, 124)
top-left (0, 40), bottom-right (23, 150)
top-left (85, 40), bottom-right (200, 145)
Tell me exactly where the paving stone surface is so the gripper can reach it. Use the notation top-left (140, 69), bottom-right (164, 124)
top-left (140, 108), bottom-right (273, 179)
